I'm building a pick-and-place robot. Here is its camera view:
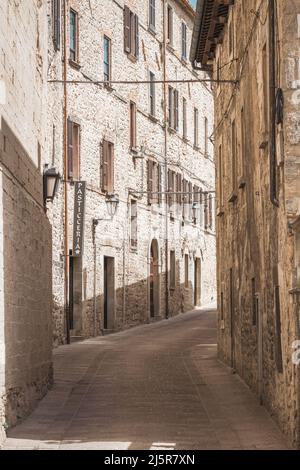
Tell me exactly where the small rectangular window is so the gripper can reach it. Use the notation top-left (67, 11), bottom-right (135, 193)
top-left (150, 72), bottom-right (156, 117)
top-left (102, 140), bottom-right (114, 192)
top-left (130, 101), bottom-right (137, 149)
top-left (67, 120), bottom-right (80, 180)
top-left (185, 254), bottom-right (189, 288)
top-left (149, 0), bottom-right (156, 31)
top-left (170, 250), bottom-right (176, 289)
top-left (104, 36), bottom-right (111, 83)
top-left (52, 0), bottom-right (61, 50)
top-left (182, 22), bottom-right (187, 60)
top-left (183, 98), bottom-right (187, 139)
top-left (70, 9), bottom-right (79, 62)
top-left (130, 200), bottom-right (138, 248)
top-left (194, 108), bottom-right (199, 148)
top-left (167, 5), bottom-right (173, 45)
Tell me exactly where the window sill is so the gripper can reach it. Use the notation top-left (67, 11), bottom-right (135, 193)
top-left (148, 26), bottom-right (157, 36)
top-left (168, 127), bottom-right (177, 135)
top-left (148, 114), bottom-right (159, 123)
top-left (130, 246), bottom-right (138, 253)
top-left (193, 145), bottom-right (200, 151)
top-left (69, 59), bottom-right (81, 70)
top-left (126, 53), bottom-right (138, 63)
top-left (104, 82), bottom-right (114, 92)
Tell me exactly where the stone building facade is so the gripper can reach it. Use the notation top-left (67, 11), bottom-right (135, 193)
top-left (191, 0), bottom-right (300, 448)
top-left (47, 0), bottom-right (216, 346)
top-left (0, 0), bottom-right (53, 445)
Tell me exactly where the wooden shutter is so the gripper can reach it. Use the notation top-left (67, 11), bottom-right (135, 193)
top-left (135, 15), bottom-right (139, 58)
top-left (102, 140), bottom-right (109, 191)
top-left (147, 160), bottom-right (153, 205)
top-left (189, 182), bottom-right (193, 219)
top-left (168, 86), bottom-right (173, 128)
top-left (67, 119), bottom-right (73, 179)
top-left (124, 5), bottom-right (131, 53)
top-left (130, 102), bottom-right (136, 149)
top-left (108, 143), bottom-right (114, 192)
top-left (53, 0), bottom-right (61, 50)
top-left (157, 164), bottom-right (162, 205)
top-left (204, 193), bottom-right (208, 229)
top-left (174, 90), bottom-right (179, 130)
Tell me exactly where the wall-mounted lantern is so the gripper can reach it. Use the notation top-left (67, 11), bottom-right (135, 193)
top-left (106, 192), bottom-right (120, 217)
top-left (43, 164), bottom-right (60, 206)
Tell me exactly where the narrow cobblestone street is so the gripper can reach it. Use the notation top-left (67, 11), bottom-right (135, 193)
top-left (3, 309), bottom-right (288, 450)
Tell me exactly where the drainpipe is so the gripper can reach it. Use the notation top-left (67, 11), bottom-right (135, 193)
top-left (269, 0), bottom-right (279, 207)
top-left (63, 0), bottom-right (70, 344)
top-left (163, 0), bottom-right (169, 319)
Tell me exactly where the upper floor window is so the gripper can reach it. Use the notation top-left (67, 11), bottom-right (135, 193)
top-left (130, 101), bottom-right (137, 150)
top-left (204, 117), bottom-right (208, 156)
top-left (104, 36), bottom-right (112, 83)
top-left (124, 5), bottom-right (139, 59)
top-left (194, 108), bottom-right (199, 148)
top-left (168, 87), bottom-right (179, 130)
top-left (167, 5), bottom-right (173, 46)
top-left (130, 200), bottom-right (138, 248)
top-left (149, 0), bottom-right (156, 32)
top-left (181, 22), bottom-right (187, 60)
top-left (147, 159), bottom-right (162, 205)
top-left (182, 98), bottom-right (187, 139)
top-left (67, 119), bottom-right (80, 180)
top-left (149, 72), bottom-right (156, 117)
top-left (52, 0), bottom-right (61, 50)
top-left (101, 140), bottom-right (114, 192)
top-left (70, 9), bottom-right (79, 62)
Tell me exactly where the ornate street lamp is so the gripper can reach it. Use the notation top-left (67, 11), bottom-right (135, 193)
top-left (43, 164), bottom-right (60, 206)
top-left (106, 193), bottom-right (120, 217)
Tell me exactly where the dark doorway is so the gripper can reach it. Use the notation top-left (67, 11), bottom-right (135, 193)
top-left (69, 251), bottom-right (83, 337)
top-left (194, 258), bottom-right (201, 306)
top-left (150, 239), bottom-right (159, 318)
top-left (104, 256), bottom-right (115, 331)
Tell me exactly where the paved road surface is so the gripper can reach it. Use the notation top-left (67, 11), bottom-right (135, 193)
top-left (3, 309), bottom-right (288, 450)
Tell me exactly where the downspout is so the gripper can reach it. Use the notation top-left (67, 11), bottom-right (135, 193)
top-left (163, 0), bottom-right (169, 319)
top-left (63, 0), bottom-right (70, 344)
top-left (269, 0), bottom-right (279, 207)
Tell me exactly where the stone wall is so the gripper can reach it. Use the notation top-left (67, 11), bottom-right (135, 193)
top-left (0, 0), bottom-right (52, 445)
top-left (213, 0), bottom-right (300, 448)
top-left (47, 0), bottom-right (216, 345)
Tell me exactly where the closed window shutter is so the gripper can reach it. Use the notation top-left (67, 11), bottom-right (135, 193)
top-left (109, 143), bottom-right (114, 192)
top-left (102, 140), bottom-right (109, 191)
top-left (147, 160), bottom-right (153, 205)
top-left (157, 164), bottom-right (162, 205)
top-left (135, 15), bottom-right (139, 58)
top-left (189, 182), bottom-right (193, 219)
top-left (67, 119), bottom-right (73, 179)
top-left (168, 87), bottom-right (173, 128)
top-left (124, 6), bottom-right (131, 53)
top-left (53, 0), bottom-right (61, 50)
top-left (174, 90), bottom-right (179, 130)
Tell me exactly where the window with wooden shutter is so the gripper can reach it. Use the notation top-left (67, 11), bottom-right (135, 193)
top-left (168, 86), bottom-right (174, 128)
top-left (183, 98), bottom-right (187, 139)
top-left (102, 140), bottom-right (114, 192)
top-left (174, 90), bottom-right (179, 130)
top-left (167, 5), bottom-right (173, 46)
top-left (68, 120), bottom-right (80, 180)
top-left (130, 200), bottom-right (138, 248)
top-left (194, 108), bottom-right (199, 147)
top-left (157, 164), bottom-right (162, 205)
top-left (130, 101), bottom-right (137, 149)
top-left (52, 0), bottom-right (61, 50)
top-left (147, 159), bottom-right (153, 205)
top-left (149, 0), bottom-right (156, 31)
top-left (124, 6), bottom-right (139, 59)
top-left (193, 186), bottom-right (199, 224)
top-left (182, 22), bottom-right (187, 60)
top-left (176, 174), bottom-right (182, 213)
top-left (124, 6), bottom-right (131, 53)
top-left (204, 116), bottom-right (208, 156)
top-left (104, 36), bottom-right (112, 83)
top-left (188, 182), bottom-right (193, 220)
top-left (204, 192), bottom-right (208, 230)
top-left (168, 87), bottom-right (179, 131)
top-left (150, 72), bottom-right (155, 116)
top-left (70, 9), bottom-right (79, 62)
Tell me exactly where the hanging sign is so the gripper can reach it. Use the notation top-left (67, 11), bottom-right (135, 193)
top-left (73, 181), bottom-right (86, 257)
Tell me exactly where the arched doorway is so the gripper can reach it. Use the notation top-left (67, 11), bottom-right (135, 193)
top-left (150, 239), bottom-right (159, 318)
